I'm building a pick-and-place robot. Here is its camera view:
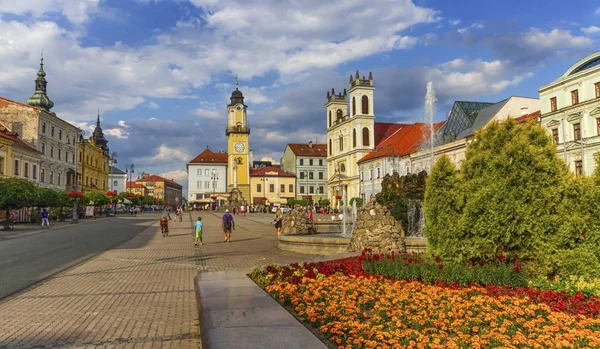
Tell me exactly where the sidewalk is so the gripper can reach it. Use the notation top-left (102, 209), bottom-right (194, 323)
top-left (0, 217), bottom-right (108, 240)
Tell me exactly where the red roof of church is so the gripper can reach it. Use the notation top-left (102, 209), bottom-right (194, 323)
top-left (0, 123), bottom-right (39, 153)
top-left (374, 122), bottom-right (408, 146)
top-left (189, 148), bottom-right (228, 164)
top-left (287, 143), bottom-right (327, 157)
top-left (250, 166), bottom-right (296, 177)
top-left (358, 122), bottom-right (445, 163)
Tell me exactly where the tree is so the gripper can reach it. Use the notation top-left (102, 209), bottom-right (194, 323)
top-left (319, 199), bottom-right (330, 207)
top-left (35, 187), bottom-right (60, 208)
top-left (424, 155), bottom-right (463, 258)
top-left (349, 197), bottom-right (363, 207)
top-left (84, 191), bottom-right (109, 206)
top-left (0, 178), bottom-right (37, 228)
top-left (376, 170), bottom-right (428, 228)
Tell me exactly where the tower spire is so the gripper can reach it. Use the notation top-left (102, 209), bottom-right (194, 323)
top-left (97, 109), bottom-right (100, 126)
top-left (235, 75), bottom-right (239, 90)
top-left (27, 53), bottom-right (54, 111)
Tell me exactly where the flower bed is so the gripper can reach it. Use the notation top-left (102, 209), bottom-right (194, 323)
top-left (249, 251), bottom-right (600, 348)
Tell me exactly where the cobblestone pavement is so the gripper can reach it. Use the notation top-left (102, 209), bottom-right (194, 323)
top-left (0, 211), bottom-right (338, 348)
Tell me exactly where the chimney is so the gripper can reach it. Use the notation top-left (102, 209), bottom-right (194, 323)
top-left (308, 141), bottom-right (313, 149)
top-left (520, 107), bottom-right (529, 116)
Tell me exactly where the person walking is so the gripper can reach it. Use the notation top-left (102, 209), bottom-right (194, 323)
top-left (194, 216), bottom-right (203, 246)
top-left (273, 207), bottom-right (283, 236)
top-left (240, 205), bottom-right (246, 217)
top-left (41, 208), bottom-right (50, 227)
top-left (221, 209), bottom-right (234, 242)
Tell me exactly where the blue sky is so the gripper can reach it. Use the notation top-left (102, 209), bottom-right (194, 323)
top-left (0, 0), bottom-right (599, 192)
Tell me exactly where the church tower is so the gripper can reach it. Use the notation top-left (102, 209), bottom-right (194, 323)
top-left (226, 80), bottom-right (251, 202)
top-left (27, 55), bottom-right (54, 111)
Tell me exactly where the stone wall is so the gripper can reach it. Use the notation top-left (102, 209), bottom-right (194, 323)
top-left (347, 198), bottom-right (405, 253)
top-left (281, 208), bottom-right (315, 235)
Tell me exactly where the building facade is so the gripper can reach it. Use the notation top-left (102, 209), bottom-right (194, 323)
top-left (250, 166), bottom-right (296, 207)
top-left (109, 166), bottom-right (127, 193)
top-left (226, 84), bottom-right (251, 202)
top-left (0, 59), bottom-right (79, 191)
top-left (539, 51), bottom-right (600, 176)
top-left (186, 148), bottom-right (228, 207)
top-left (135, 174), bottom-right (183, 207)
top-left (0, 124), bottom-right (41, 183)
top-left (77, 114), bottom-right (110, 192)
top-left (126, 181), bottom-right (147, 197)
top-left (280, 142), bottom-right (328, 203)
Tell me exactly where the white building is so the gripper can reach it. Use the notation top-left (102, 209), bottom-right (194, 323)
top-left (539, 51), bottom-right (600, 176)
top-left (186, 148), bottom-right (228, 207)
top-left (280, 142), bottom-right (328, 203)
top-left (108, 166), bottom-right (127, 193)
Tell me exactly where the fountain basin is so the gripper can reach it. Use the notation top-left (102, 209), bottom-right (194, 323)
top-left (278, 234), bottom-right (350, 255)
top-left (404, 237), bottom-right (427, 253)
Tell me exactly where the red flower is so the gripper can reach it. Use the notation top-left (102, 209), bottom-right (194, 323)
top-left (498, 254), bottom-right (505, 262)
top-left (435, 255), bottom-right (441, 263)
top-left (438, 263), bottom-right (444, 269)
top-left (513, 263), bottom-right (522, 273)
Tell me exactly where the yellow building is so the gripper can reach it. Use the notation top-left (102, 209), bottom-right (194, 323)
top-left (226, 83), bottom-right (251, 202)
top-left (135, 174), bottom-right (183, 207)
top-left (0, 123), bottom-right (41, 183)
top-left (126, 181), bottom-right (147, 197)
top-left (250, 166), bottom-right (296, 207)
top-left (75, 114), bottom-right (110, 192)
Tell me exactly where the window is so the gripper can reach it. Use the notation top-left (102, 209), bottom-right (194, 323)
top-left (319, 159), bottom-right (323, 166)
top-left (289, 184), bottom-right (293, 192)
top-left (300, 186), bottom-right (305, 194)
top-left (58, 149), bottom-right (61, 160)
top-left (353, 129), bottom-right (357, 147)
top-left (79, 152), bottom-right (82, 162)
top-left (552, 129), bottom-right (559, 144)
top-left (32, 165), bottom-right (37, 179)
top-left (281, 184), bottom-right (285, 192)
top-left (309, 159), bottom-right (313, 166)
top-left (308, 172), bottom-right (313, 179)
top-left (72, 154), bottom-right (75, 164)
top-left (50, 146), bottom-right (54, 158)
top-left (336, 109), bottom-right (343, 121)
top-left (309, 186), bottom-right (314, 194)
top-left (50, 171), bottom-right (54, 184)
top-left (377, 168), bottom-right (381, 179)
top-left (329, 139), bottom-right (332, 155)
top-left (352, 97), bottom-right (356, 115)
top-left (57, 173), bottom-right (61, 185)
top-left (197, 181), bottom-right (202, 188)
top-left (51, 126), bottom-right (55, 137)
top-left (573, 123), bottom-right (581, 141)
top-left (369, 169), bottom-right (372, 180)
top-left (575, 160), bottom-right (583, 176)
top-left (42, 123), bottom-right (46, 133)
top-left (339, 135), bottom-right (343, 151)
top-left (257, 184), bottom-right (261, 192)
top-left (40, 168), bottom-right (45, 182)
top-left (300, 172), bottom-right (305, 179)
top-left (24, 163), bottom-right (29, 178)
top-left (340, 163), bottom-right (346, 172)
top-left (197, 169), bottom-right (201, 176)
top-left (269, 184), bottom-right (275, 192)
top-left (205, 181), bottom-right (210, 188)
top-left (300, 159), bottom-right (304, 165)
top-left (196, 194), bottom-right (202, 200)
top-left (319, 186), bottom-right (324, 194)
top-left (550, 97), bottom-right (557, 112)
top-left (596, 82), bottom-right (600, 99)
top-left (59, 130), bottom-right (62, 140)
top-left (65, 152), bottom-right (68, 163)
top-left (113, 180), bottom-right (118, 187)
top-left (41, 143), bottom-right (45, 154)
top-left (14, 160), bottom-right (19, 176)
top-left (205, 169), bottom-right (209, 176)
top-left (328, 111), bottom-right (332, 128)
top-left (360, 171), bottom-right (363, 181)
top-left (362, 95), bottom-right (369, 114)
top-left (571, 89), bottom-right (579, 105)
top-left (362, 127), bottom-right (370, 146)
top-left (319, 172), bottom-right (323, 180)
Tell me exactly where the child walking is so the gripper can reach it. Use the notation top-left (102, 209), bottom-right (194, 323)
top-left (194, 216), bottom-right (203, 246)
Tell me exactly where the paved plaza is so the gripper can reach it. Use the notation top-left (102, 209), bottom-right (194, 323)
top-left (0, 211), bottom-right (316, 348)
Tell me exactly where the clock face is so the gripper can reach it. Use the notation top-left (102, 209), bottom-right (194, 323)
top-left (234, 142), bottom-right (245, 153)
top-left (236, 106), bottom-right (242, 111)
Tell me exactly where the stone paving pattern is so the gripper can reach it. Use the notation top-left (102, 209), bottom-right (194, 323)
top-left (0, 211), bottom-right (328, 348)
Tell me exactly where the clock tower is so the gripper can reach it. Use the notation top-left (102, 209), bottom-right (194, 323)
top-left (226, 81), bottom-right (251, 202)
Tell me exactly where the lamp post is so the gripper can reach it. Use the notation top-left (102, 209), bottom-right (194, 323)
top-left (71, 130), bottom-right (85, 224)
top-left (125, 164), bottom-right (135, 193)
top-left (211, 169), bottom-right (219, 209)
top-left (108, 151), bottom-right (117, 215)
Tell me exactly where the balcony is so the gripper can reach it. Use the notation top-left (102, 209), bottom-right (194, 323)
top-left (225, 125), bottom-right (250, 135)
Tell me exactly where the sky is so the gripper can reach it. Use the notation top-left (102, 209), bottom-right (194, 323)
top-left (0, 0), bottom-right (599, 195)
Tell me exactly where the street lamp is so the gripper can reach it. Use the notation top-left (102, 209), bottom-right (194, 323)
top-left (125, 164), bottom-right (135, 193)
top-left (211, 169), bottom-right (219, 209)
top-left (71, 129), bottom-right (85, 224)
top-left (108, 151), bottom-right (117, 215)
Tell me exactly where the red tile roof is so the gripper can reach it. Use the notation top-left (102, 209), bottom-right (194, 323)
top-left (189, 148), bottom-right (228, 164)
top-left (249, 166), bottom-right (296, 178)
top-left (358, 122), bottom-right (445, 164)
top-left (127, 181), bottom-right (146, 189)
top-left (514, 110), bottom-right (541, 123)
top-left (287, 143), bottom-right (327, 157)
top-left (137, 174), bottom-right (183, 188)
top-left (374, 122), bottom-right (408, 146)
top-left (0, 96), bottom-right (41, 111)
top-left (0, 123), bottom-right (39, 153)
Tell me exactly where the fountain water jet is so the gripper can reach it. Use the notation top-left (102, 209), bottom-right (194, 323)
top-left (424, 82), bottom-right (437, 171)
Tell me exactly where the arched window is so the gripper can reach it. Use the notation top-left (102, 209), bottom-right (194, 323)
top-left (328, 110), bottom-right (332, 127)
top-left (352, 97), bottom-right (356, 116)
top-left (362, 95), bottom-right (369, 114)
top-left (339, 135), bottom-right (343, 151)
top-left (336, 109), bottom-right (343, 121)
top-left (362, 127), bottom-right (370, 146)
top-left (329, 139), bottom-right (332, 155)
top-left (352, 129), bottom-right (357, 148)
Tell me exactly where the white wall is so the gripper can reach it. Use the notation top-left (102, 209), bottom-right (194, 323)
top-left (187, 163), bottom-right (227, 201)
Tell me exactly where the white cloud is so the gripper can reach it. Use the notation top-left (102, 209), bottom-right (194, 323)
top-left (148, 101), bottom-right (159, 109)
top-left (522, 28), bottom-right (593, 51)
top-left (596, 7), bottom-right (600, 16)
top-left (134, 144), bottom-right (192, 165)
top-left (194, 108), bottom-right (221, 119)
top-left (457, 22), bottom-right (484, 34)
top-left (449, 19), bottom-right (461, 26)
top-left (118, 120), bottom-right (129, 128)
top-left (0, 0), bottom-right (100, 24)
top-left (159, 169), bottom-right (188, 184)
top-left (582, 26), bottom-right (600, 35)
top-left (104, 128), bottom-right (129, 139)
